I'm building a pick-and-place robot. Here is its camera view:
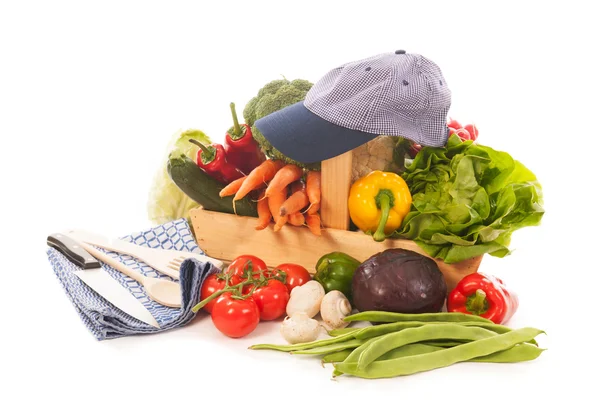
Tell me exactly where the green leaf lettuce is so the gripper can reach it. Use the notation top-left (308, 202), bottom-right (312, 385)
top-left (147, 129), bottom-right (211, 225)
top-left (396, 135), bottom-right (544, 263)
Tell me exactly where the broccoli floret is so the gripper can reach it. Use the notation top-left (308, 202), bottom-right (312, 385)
top-left (290, 79), bottom-right (313, 93)
top-left (243, 97), bottom-right (260, 127)
top-left (257, 79), bottom-right (290, 98)
top-left (242, 78), bottom-right (315, 168)
top-left (254, 85), bottom-right (308, 121)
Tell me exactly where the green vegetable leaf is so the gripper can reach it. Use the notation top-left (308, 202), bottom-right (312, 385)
top-left (147, 129), bottom-right (212, 225)
top-left (395, 138), bottom-right (544, 263)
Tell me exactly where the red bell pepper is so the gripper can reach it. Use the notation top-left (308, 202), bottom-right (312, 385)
top-left (189, 139), bottom-right (244, 184)
top-left (224, 102), bottom-right (266, 175)
top-left (447, 272), bottom-right (519, 325)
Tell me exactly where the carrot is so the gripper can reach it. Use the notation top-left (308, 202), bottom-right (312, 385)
top-left (265, 164), bottom-right (303, 198)
top-left (288, 212), bottom-right (305, 226)
top-left (268, 185), bottom-right (287, 232)
top-left (306, 171), bottom-right (321, 204)
top-left (219, 176), bottom-right (246, 198)
top-left (280, 190), bottom-right (309, 217)
top-left (305, 170), bottom-right (321, 214)
top-left (255, 189), bottom-right (271, 230)
top-left (273, 214), bottom-right (288, 232)
top-left (307, 202), bottom-right (320, 215)
top-left (234, 160), bottom-right (285, 201)
top-left (305, 213), bottom-right (322, 236)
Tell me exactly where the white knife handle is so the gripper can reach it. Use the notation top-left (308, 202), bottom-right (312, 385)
top-left (65, 230), bottom-right (147, 257)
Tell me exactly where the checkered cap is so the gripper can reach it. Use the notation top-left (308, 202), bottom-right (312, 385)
top-left (304, 50), bottom-right (451, 147)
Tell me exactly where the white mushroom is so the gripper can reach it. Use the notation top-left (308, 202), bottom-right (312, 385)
top-left (280, 312), bottom-right (321, 344)
top-left (286, 280), bottom-right (325, 318)
top-left (320, 290), bottom-right (352, 331)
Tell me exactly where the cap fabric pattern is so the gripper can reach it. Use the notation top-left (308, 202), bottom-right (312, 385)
top-left (305, 52), bottom-right (451, 147)
top-left (254, 50), bottom-right (451, 164)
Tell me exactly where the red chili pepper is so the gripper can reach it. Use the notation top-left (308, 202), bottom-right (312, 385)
top-left (224, 102), bottom-right (266, 175)
top-left (447, 273), bottom-right (519, 325)
top-left (189, 139), bottom-right (244, 184)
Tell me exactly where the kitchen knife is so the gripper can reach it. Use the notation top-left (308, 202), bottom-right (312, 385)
top-left (47, 233), bottom-right (101, 269)
top-left (48, 233), bottom-right (161, 328)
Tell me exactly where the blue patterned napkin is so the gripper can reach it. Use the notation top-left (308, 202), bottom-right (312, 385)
top-left (47, 219), bottom-right (219, 340)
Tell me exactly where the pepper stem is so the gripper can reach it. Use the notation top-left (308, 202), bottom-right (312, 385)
top-left (467, 289), bottom-right (488, 315)
top-left (189, 138), bottom-right (216, 164)
top-left (373, 190), bottom-right (394, 242)
top-left (229, 102), bottom-right (245, 141)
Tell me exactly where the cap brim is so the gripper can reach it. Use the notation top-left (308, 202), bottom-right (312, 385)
top-left (254, 101), bottom-right (378, 164)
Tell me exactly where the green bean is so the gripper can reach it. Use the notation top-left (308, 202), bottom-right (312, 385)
top-left (378, 343), bottom-right (544, 363)
top-left (332, 337), bottom-right (437, 377)
top-left (352, 321), bottom-right (429, 339)
top-left (419, 340), bottom-right (471, 348)
top-left (462, 322), bottom-right (537, 345)
top-left (344, 334), bottom-right (393, 364)
top-left (377, 343), bottom-right (443, 360)
top-left (345, 311), bottom-right (490, 324)
top-left (291, 339), bottom-right (365, 355)
top-left (321, 349), bottom-right (354, 364)
top-left (328, 327), bottom-right (360, 337)
top-left (357, 325), bottom-right (498, 369)
top-left (324, 344), bottom-right (443, 364)
top-left (249, 330), bottom-right (357, 352)
top-left (471, 343), bottom-right (546, 363)
top-left (334, 328), bottom-right (544, 379)
top-left (353, 321), bottom-right (538, 346)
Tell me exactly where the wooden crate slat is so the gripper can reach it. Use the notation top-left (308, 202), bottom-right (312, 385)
top-left (190, 207), bottom-right (481, 291)
top-left (320, 150), bottom-right (353, 230)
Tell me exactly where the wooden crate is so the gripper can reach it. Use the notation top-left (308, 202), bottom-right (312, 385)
top-left (190, 150), bottom-right (482, 290)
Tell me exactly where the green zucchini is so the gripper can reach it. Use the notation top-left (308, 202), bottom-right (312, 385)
top-left (167, 152), bottom-right (258, 217)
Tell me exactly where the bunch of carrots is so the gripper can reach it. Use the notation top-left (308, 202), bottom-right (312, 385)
top-left (218, 160), bottom-right (322, 236)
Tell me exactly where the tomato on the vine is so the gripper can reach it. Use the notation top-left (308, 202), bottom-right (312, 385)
top-left (251, 279), bottom-right (290, 321)
top-left (211, 292), bottom-right (260, 338)
top-left (272, 263), bottom-right (311, 293)
top-left (199, 273), bottom-right (227, 314)
top-left (226, 255), bottom-right (268, 285)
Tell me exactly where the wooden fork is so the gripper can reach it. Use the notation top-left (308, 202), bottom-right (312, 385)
top-left (64, 230), bottom-right (224, 279)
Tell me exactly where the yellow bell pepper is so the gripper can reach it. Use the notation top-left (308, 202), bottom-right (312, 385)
top-left (348, 171), bottom-right (412, 242)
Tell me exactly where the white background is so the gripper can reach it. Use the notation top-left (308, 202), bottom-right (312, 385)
top-left (1, 1), bottom-right (598, 399)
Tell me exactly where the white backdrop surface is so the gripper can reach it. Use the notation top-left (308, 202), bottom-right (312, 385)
top-left (1, 1), bottom-right (598, 399)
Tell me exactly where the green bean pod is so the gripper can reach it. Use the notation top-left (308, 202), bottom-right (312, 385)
top-left (471, 343), bottom-right (546, 363)
top-left (345, 311), bottom-right (491, 324)
top-left (328, 327), bottom-right (360, 337)
top-left (335, 327), bottom-right (545, 379)
top-left (331, 335), bottom-right (437, 377)
top-left (377, 343), bottom-right (443, 360)
top-left (357, 325), bottom-right (498, 368)
top-left (322, 349), bottom-right (354, 364)
top-left (419, 340), bottom-right (470, 348)
top-left (353, 321), bottom-right (431, 340)
top-left (291, 339), bottom-right (365, 355)
top-left (344, 335), bottom-right (392, 364)
top-left (352, 321), bottom-right (538, 346)
top-left (377, 343), bottom-right (544, 363)
top-left (249, 330), bottom-right (358, 352)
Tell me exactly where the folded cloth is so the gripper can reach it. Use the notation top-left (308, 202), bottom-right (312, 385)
top-left (47, 219), bottom-right (219, 340)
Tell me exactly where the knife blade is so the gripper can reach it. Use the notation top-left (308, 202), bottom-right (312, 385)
top-left (73, 269), bottom-right (160, 328)
top-left (47, 233), bottom-right (101, 269)
top-left (49, 233), bottom-right (160, 328)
